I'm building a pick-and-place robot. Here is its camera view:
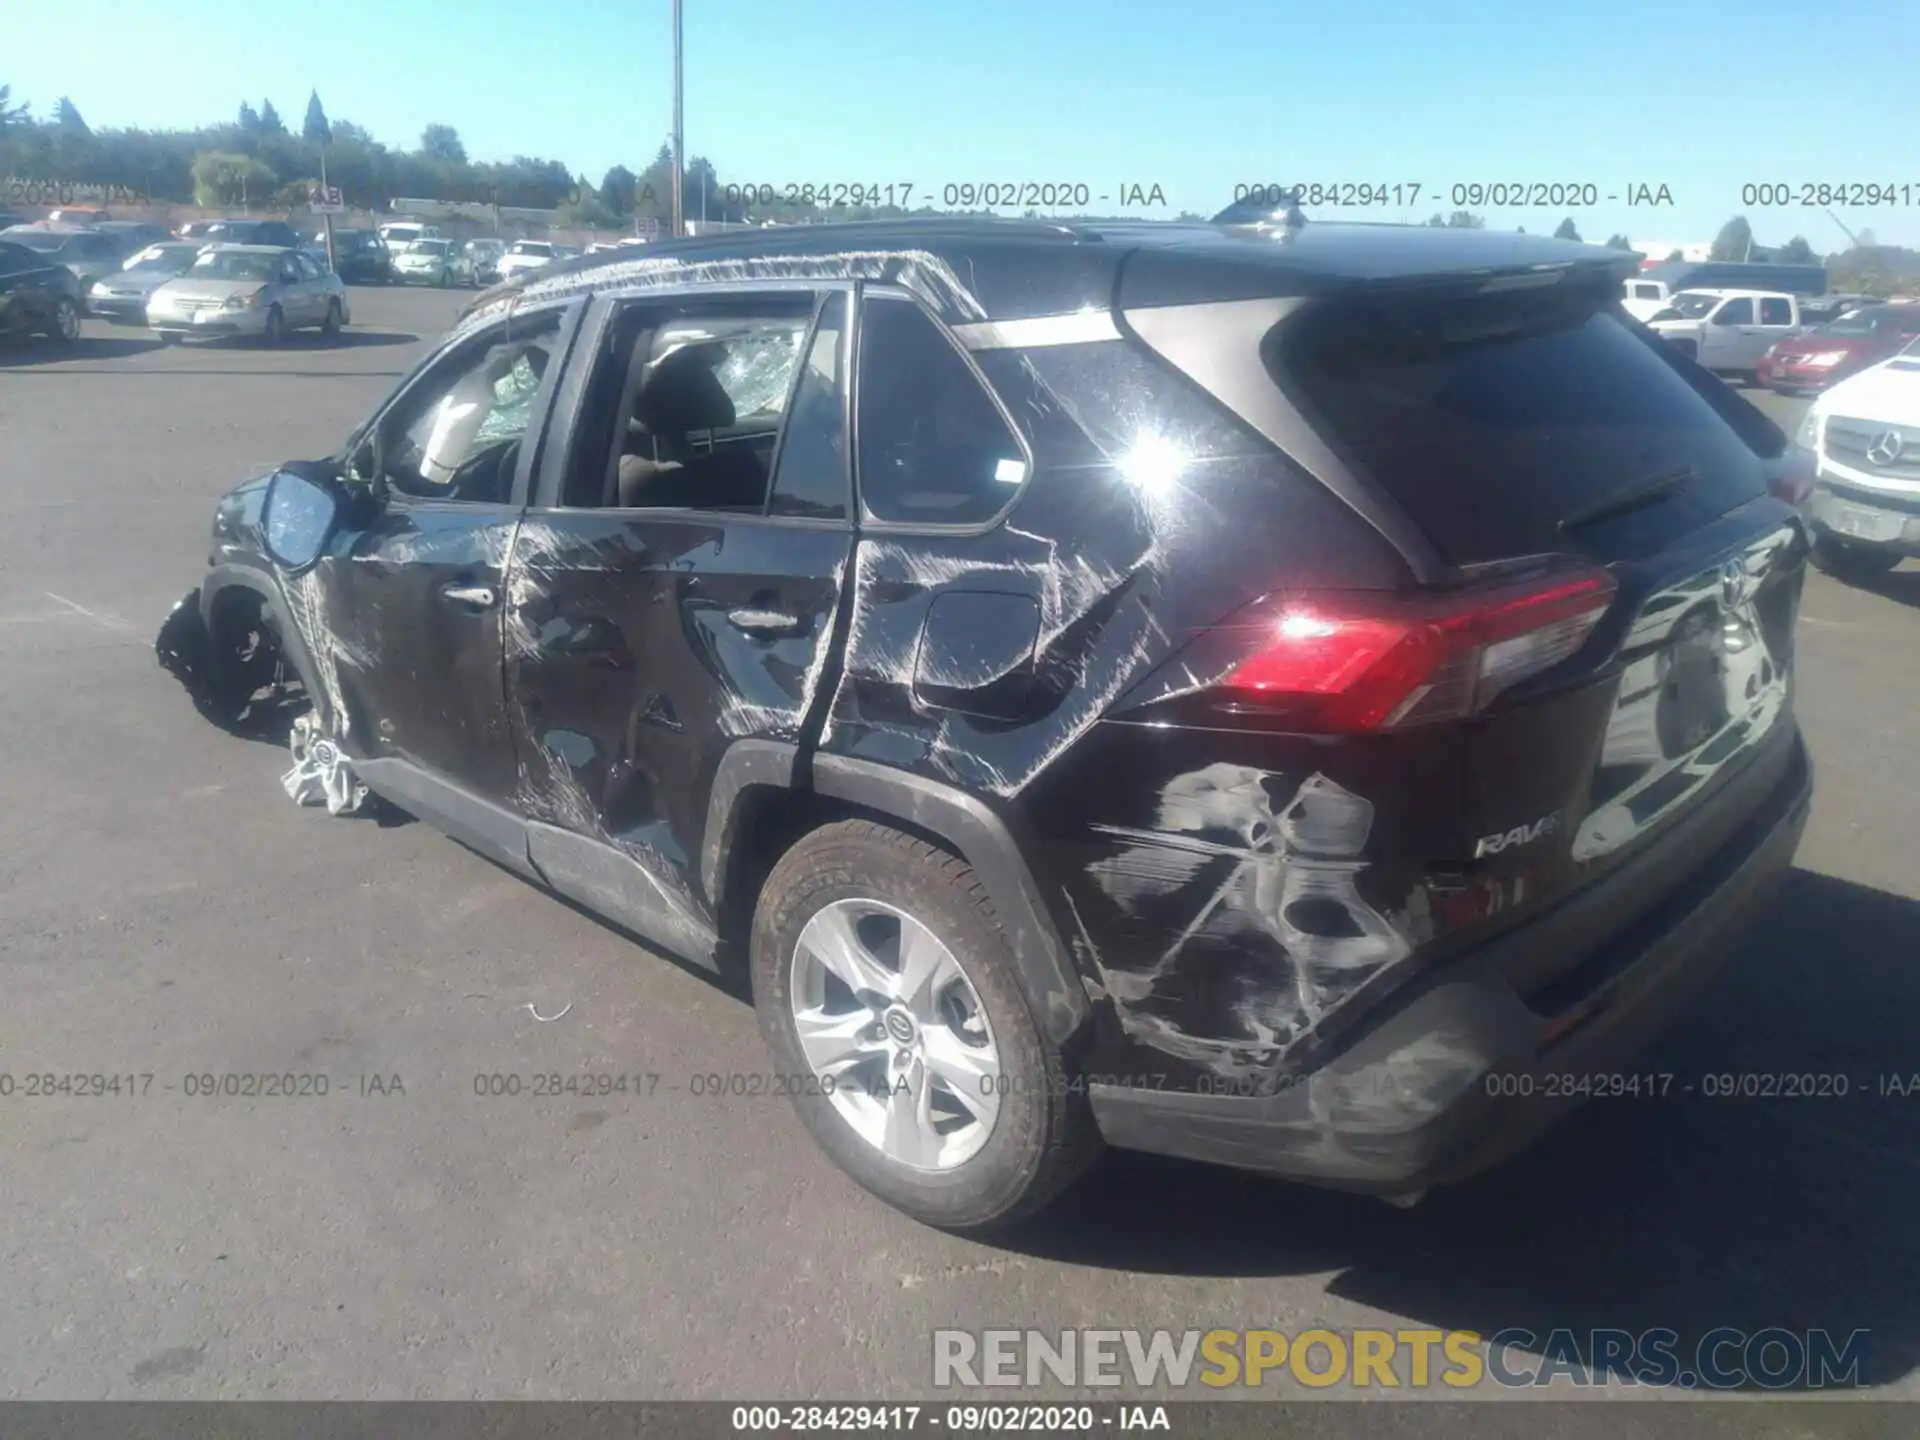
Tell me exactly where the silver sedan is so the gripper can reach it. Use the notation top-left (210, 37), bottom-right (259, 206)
top-left (146, 244), bottom-right (350, 344)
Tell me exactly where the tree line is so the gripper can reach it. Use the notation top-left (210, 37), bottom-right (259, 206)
top-left (0, 85), bottom-right (1193, 228)
top-left (2, 83), bottom-right (1915, 289)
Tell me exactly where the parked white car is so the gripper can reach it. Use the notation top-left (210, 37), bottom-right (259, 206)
top-left (377, 222), bottom-right (441, 252)
top-left (1795, 336), bottom-right (1920, 580)
top-left (392, 238), bottom-right (473, 287)
top-left (495, 239), bottom-right (560, 280)
top-left (1645, 289), bottom-right (1806, 375)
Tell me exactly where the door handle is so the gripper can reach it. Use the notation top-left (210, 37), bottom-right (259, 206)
top-left (441, 583), bottom-right (498, 608)
top-left (727, 606), bottom-right (804, 637)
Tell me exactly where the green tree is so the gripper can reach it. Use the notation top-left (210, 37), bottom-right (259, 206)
top-left (237, 101), bottom-right (261, 134)
top-left (1553, 216), bottom-right (1581, 241)
top-left (1779, 235), bottom-right (1818, 264)
top-left (684, 156), bottom-right (719, 219)
top-left (1709, 216), bottom-right (1753, 261)
top-left (420, 123), bottom-right (466, 165)
top-left (1424, 213), bottom-right (1447, 226)
top-left (54, 96), bottom-right (89, 134)
top-left (275, 176), bottom-right (320, 208)
top-left (1666, 249), bottom-right (1684, 262)
top-left (1447, 210), bottom-right (1485, 228)
top-left (557, 177), bottom-right (619, 230)
top-left (1604, 233), bottom-right (1632, 250)
top-left (259, 99), bottom-right (285, 135)
top-left (0, 83), bottom-right (29, 132)
top-left (192, 149), bottom-right (275, 208)
top-left (599, 163), bottom-right (637, 215)
top-left (302, 90), bottom-right (331, 145)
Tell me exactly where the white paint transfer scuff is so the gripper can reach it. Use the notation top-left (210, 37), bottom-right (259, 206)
top-left (1087, 764), bottom-right (1413, 1069)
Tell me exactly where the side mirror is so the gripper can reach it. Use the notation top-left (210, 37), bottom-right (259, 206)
top-left (262, 468), bottom-right (341, 572)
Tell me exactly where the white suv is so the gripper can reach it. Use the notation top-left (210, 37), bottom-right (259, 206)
top-left (1797, 335), bottom-right (1920, 580)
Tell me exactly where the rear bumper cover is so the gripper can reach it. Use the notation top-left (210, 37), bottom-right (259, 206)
top-left (1089, 733), bottom-right (1813, 1194)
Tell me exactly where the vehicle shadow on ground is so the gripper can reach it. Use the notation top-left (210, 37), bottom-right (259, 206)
top-left (1838, 563), bottom-right (1920, 610)
top-left (1001, 866), bottom-right (1920, 1391)
top-left (0, 329), bottom-right (417, 368)
top-left (0, 336), bottom-right (163, 364)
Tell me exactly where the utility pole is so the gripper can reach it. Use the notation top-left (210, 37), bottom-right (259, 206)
top-left (671, 0), bottom-right (685, 238)
top-left (320, 147), bottom-right (336, 273)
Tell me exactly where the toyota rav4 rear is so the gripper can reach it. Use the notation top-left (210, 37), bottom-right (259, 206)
top-left (1017, 224), bottom-right (1813, 1198)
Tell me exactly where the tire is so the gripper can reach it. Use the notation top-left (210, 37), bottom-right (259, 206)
top-left (321, 299), bottom-right (343, 338)
top-left (262, 305), bottom-right (286, 345)
top-left (751, 819), bottom-right (1100, 1231)
top-left (47, 297), bottom-right (81, 343)
top-left (1811, 532), bottom-right (1902, 581)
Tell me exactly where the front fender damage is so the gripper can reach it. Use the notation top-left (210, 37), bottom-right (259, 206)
top-left (155, 589), bottom-right (220, 718)
top-left (157, 582), bottom-right (374, 818)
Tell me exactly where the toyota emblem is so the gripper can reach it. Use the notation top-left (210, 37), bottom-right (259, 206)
top-left (1866, 430), bottom-right (1905, 467)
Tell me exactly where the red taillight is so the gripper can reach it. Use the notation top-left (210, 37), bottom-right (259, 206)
top-left (1221, 563), bottom-right (1617, 732)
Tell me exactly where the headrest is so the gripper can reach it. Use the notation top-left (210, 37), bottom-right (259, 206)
top-left (634, 342), bottom-right (735, 434)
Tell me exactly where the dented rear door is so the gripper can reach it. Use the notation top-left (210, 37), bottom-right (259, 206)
top-left (503, 286), bottom-right (855, 927)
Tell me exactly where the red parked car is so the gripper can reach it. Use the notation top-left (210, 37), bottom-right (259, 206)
top-left (1758, 302), bottom-right (1920, 393)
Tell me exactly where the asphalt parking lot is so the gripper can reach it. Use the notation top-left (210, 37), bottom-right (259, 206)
top-left (2, 286), bottom-right (1917, 1419)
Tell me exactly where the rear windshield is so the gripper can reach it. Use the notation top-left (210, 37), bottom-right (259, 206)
top-left (1273, 283), bottom-right (1775, 565)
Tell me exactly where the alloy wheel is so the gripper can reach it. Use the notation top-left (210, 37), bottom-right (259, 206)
top-left (55, 300), bottom-right (79, 341)
top-left (788, 898), bottom-right (1001, 1171)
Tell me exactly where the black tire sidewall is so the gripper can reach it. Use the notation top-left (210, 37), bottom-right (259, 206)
top-left (751, 822), bottom-right (1082, 1230)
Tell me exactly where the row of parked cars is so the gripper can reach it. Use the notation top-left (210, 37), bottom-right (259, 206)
top-left (1624, 274), bottom-right (1920, 395)
top-left (314, 224), bottom-right (604, 288)
top-left (0, 206), bottom-right (628, 345)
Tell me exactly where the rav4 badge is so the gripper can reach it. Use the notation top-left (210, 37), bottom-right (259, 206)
top-left (1474, 813), bottom-right (1562, 858)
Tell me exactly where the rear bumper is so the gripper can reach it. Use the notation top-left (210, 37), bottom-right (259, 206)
top-left (1089, 732), bottom-right (1813, 1194)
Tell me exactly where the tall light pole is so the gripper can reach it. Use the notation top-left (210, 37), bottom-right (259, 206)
top-left (670, 0), bottom-right (685, 238)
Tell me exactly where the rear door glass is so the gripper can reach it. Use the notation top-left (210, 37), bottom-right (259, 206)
top-left (1274, 285), bottom-right (1772, 565)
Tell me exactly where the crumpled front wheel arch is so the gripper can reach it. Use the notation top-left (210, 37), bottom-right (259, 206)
top-left (157, 581), bottom-right (305, 737)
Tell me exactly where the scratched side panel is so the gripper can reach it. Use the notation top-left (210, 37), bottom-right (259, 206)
top-left (818, 335), bottom-right (1407, 799)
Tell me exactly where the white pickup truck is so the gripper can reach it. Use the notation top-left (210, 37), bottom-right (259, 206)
top-left (1621, 278), bottom-right (1673, 322)
top-left (1644, 289), bottom-right (1807, 376)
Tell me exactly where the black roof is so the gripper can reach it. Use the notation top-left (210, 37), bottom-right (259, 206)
top-left (467, 216), bottom-right (1636, 326)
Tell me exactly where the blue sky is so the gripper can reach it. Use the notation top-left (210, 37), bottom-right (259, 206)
top-left (8, 0), bottom-right (1920, 246)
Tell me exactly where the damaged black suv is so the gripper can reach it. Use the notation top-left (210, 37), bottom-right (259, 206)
top-left (160, 210), bottom-right (1814, 1230)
